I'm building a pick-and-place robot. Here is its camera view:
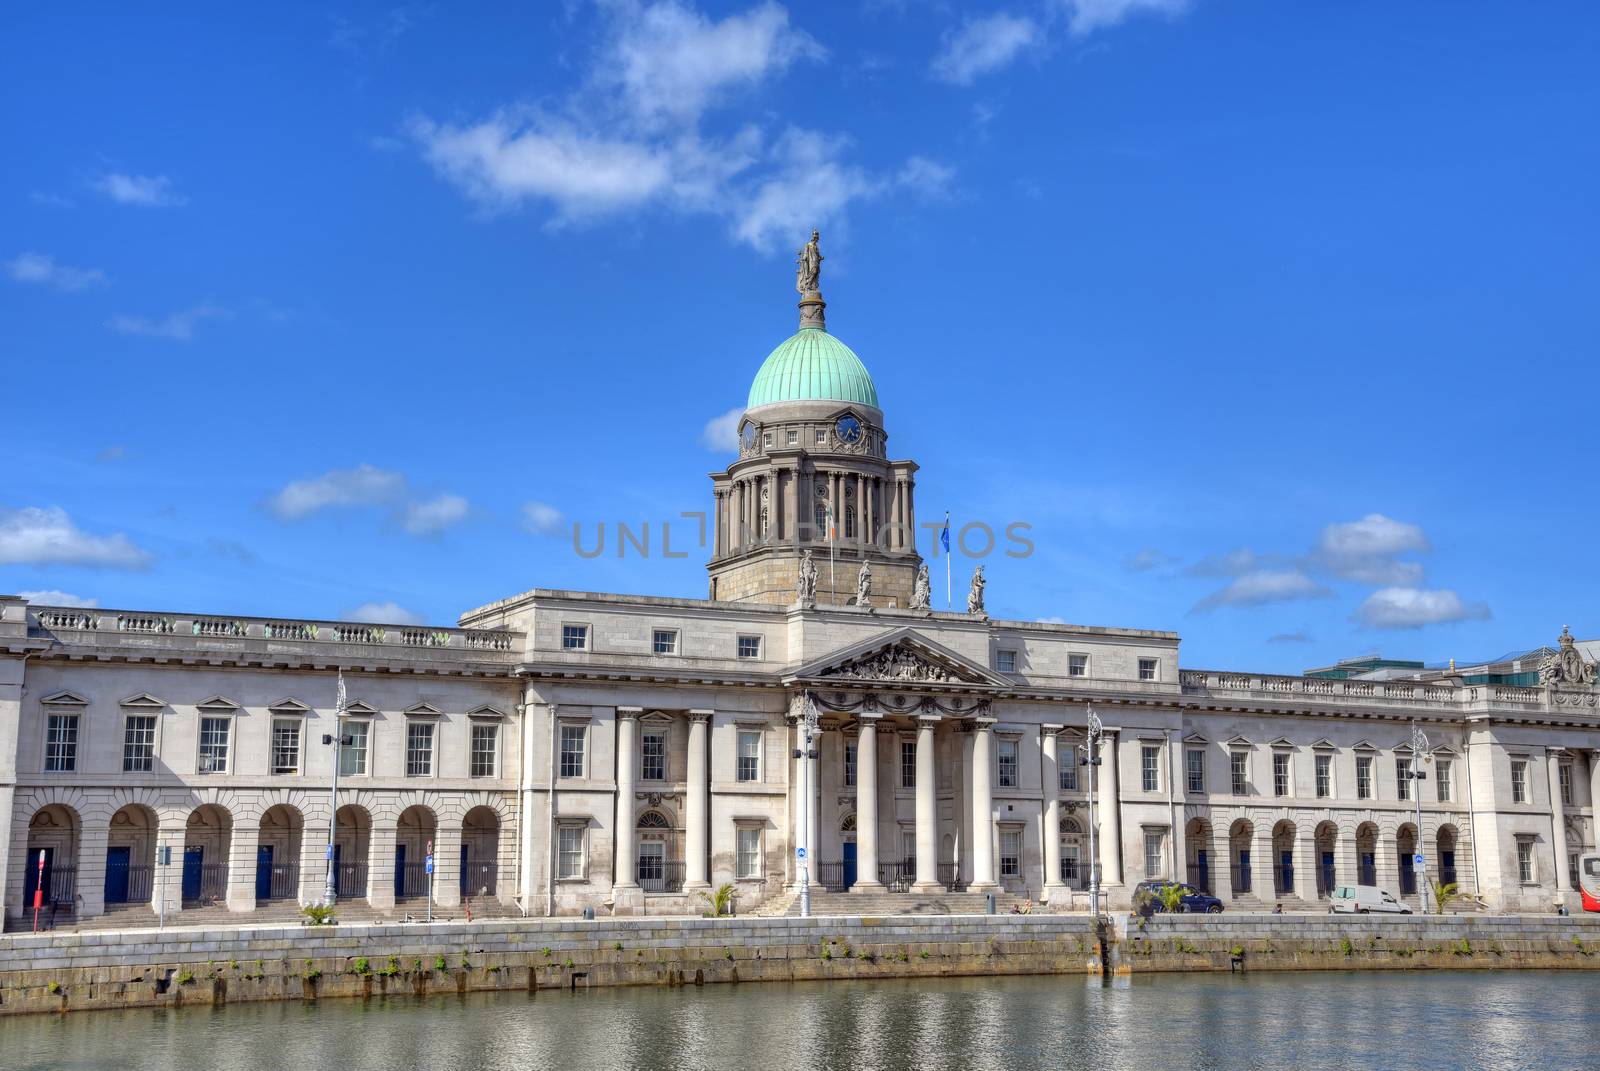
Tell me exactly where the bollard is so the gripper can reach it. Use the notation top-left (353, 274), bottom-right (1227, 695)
top-left (986, 892), bottom-right (996, 915)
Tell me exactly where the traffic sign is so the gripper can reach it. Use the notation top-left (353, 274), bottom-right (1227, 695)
top-left (796, 847), bottom-right (806, 860)
top-left (1414, 853), bottom-right (1426, 867)
top-left (425, 855), bottom-right (434, 875)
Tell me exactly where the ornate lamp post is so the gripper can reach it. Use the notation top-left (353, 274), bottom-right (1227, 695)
top-left (321, 671), bottom-right (351, 907)
top-left (795, 692), bottom-right (819, 918)
top-left (1400, 719), bottom-right (1432, 913)
top-left (1079, 704), bottom-right (1103, 916)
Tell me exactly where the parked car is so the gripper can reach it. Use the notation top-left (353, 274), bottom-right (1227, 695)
top-left (1133, 880), bottom-right (1225, 914)
top-left (1328, 885), bottom-right (1412, 914)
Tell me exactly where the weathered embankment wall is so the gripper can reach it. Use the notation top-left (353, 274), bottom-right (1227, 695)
top-left (4, 913), bottom-right (1600, 1017)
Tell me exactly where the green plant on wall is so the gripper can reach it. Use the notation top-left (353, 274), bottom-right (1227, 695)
top-left (698, 882), bottom-right (736, 918)
top-left (1431, 879), bottom-right (1464, 913)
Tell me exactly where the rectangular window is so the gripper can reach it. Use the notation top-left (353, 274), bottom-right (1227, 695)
top-left (340, 721), bottom-right (369, 776)
top-left (1138, 658), bottom-right (1157, 682)
top-left (1000, 829), bottom-right (1021, 878)
top-left (996, 649), bottom-right (1017, 673)
top-left (198, 716), bottom-right (231, 774)
top-left (471, 722), bottom-right (499, 778)
top-left (1571, 853), bottom-right (1581, 890)
top-left (1141, 745), bottom-right (1159, 793)
top-left (736, 827), bottom-right (761, 879)
top-left (1560, 762), bottom-right (1573, 807)
top-left (1068, 654), bottom-right (1088, 677)
top-left (561, 624), bottom-right (589, 651)
top-left (786, 429), bottom-right (798, 445)
top-left (1060, 755), bottom-right (1078, 792)
top-left (557, 826), bottom-right (584, 879)
top-left (1517, 838), bottom-right (1534, 884)
top-left (814, 429), bottom-right (825, 445)
top-left (641, 730), bottom-right (666, 781)
top-left (1186, 749), bottom-right (1205, 794)
top-left (1230, 751), bottom-right (1248, 796)
top-left (736, 730), bottom-right (761, 782)
top-left (998, 738), bottom-right (1019, 788)
top-left (737, 635), bottom-right (762, 659)
top-left (123, 714), bottom-right (156, 773)
top-left (1273, 752), bottom-right (1290, 798)
top-left (44, 713), bottom-right (79, 772)
top-left (1396, 757), bottom-right (1412, 801)
top-left (651, 629), bottom-right (678, 655)
top-left (901, 740), bottom-right (916, 789)
top-left (1315, 754), bottom-right (1332, 798)
top-left (844, 742), bottom-right (857, 788)
top-left (1435, 758), bottom-right (1452, 802)
top-left (1144, 829), bottom-right (1166, 880)
top-left (271, 719), bottom-right (301, 775)
top-left (1356, 756), bottom-right (1373, 800)
top-left (405, 721), bottom-right (435, 777)
top-left (1511, 760), bottom-right (1528, 804)
top-left (559, 725), bottom-right (586, 778)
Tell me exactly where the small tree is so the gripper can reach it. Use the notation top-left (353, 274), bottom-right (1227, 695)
top-left (698, 882), bottom-right (736, 918)
top-left (1431, 878), bottom-right (1463, 913)
top-left (1157, 882), bottom-right (1187, 914)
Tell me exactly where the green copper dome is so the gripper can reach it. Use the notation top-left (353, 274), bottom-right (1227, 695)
top-left (747, 327), bottom-right (879, 409)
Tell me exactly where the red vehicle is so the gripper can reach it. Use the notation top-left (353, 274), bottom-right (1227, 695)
top-left (1580, 852), bottom-right (1600, 912)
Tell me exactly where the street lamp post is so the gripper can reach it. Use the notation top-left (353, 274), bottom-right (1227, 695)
top-left (1079, 704), bottom-right (1103, 917)
top-left (795, 692), bottom-right (819, 918)
top-left (1401, 719), bottom-right (1432, 913)
top-left (322, 672), bottom-right (349, 908)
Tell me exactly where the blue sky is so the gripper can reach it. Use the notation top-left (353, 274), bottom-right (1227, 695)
top-left (3, 1), bottom-right (1597, 673)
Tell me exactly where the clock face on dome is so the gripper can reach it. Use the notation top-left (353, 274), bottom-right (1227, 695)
top-left (835, 414), bottom-right (863, 445)
top-left (741, 423), bottom-right (758, 450)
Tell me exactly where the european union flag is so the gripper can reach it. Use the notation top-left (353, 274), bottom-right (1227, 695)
top-left (939, 518), bottom-right (950, 553)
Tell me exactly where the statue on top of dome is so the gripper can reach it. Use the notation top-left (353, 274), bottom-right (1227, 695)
top-left (796, 230), bottom-right (822, 295)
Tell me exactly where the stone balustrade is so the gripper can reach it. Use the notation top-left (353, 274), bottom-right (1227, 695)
top-left (1180, 668), bottom-right (1580, 715)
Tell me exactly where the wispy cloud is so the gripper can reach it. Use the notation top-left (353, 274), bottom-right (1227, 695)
top-left (1127, 547), bottom-right (1177, 572)
top-left (1191, 569), bottom-right (1330, 613)
top-left (400, 493), bottom-right (469, 536)
top-left (522, 501), bottom-right (565, 536)
top-left (0, 506), bottom-right (153, 568)
top-left (1311, 513), bottom-right (1429, 586)
top-left (344, 600), bottom-right (423, 625)
top-left (108, 305), bottom-right (225, 341)
top-left (267, 464), bottom-right (471, 536)
top-left (931, 13), bottom-right (1040, 85)
top-left (1060, 0), bottom-right (1191, 36)
top-left (91, 172), bottom-right (187, 207)
top-left (1354, 588), bottom-right (1491, 630)
top-left (6, 252), bottom-right (106, 291)
top-left (16, 590), bottom-right (99, 608)
top-left (1267, 630), bottom-right (1313, 644)
top-left (701, 406), bottom-right (745, 452)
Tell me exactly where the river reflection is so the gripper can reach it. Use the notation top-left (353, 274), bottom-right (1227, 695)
top-left (11, 970), bottom-right (1599, 1071)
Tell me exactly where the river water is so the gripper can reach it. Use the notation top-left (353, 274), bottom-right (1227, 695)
top-left (11, 971), bottom-right (1597, 1071)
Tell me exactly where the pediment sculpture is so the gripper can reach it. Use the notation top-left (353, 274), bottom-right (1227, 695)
top-left (821, 643), bottom-right (955, 683)
top-left (1539, 626), bottom-right (1599, 687)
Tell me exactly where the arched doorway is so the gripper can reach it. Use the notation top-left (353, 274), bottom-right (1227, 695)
top-left (1272, 820), bottom-right (1297, 897)
top-left (1062, 817), bottom-right (1086, 890)
top-left (636, 810), bottom-right (682, 893)
top-left (1437, 824), bottom-right (1459, 888)
top-left (395, 806), bottom-right (436, 900)
top-left (461, 807), bottom-right (500, 899)
top-left (1355, 822), bottom-right (1379, 886)
top-left (838, 813), bottom-right (858, 890)
top-left (1314, 821), bottom-right (1339, 896)
top-left (1396, 823), bottom-right (1418, 897)
top-left (1229, 820), bottom-right (1254, 895)
top-left (105, 804), bottom-right (157, 909)
top-left (333, 805), bottom-right (371, 900)
top-left (257, 805), bottom-right (303, 902)
top-left (24, 805), bottom-right (81, 917)
top-left (183, 805), bottom-right (233, 906)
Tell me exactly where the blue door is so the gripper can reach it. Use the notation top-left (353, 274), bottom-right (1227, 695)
top-left (1280, 851), bottom-right (1294, 894)
top-left (23, 846), bottom-right (54, 905)
top-left (1195, 849), bottom-right (1209, 893)
top-left (1237, 849), bottom-right (1251, 893)
top-left (394, 844), bottom-right (406, 897)
top-left (104, 846), bottom-right (131, 903)
top-left (255, 845), bottom-right (274, 900)
top-left (460, 844), bottom-right (470, 895)
top-left (1360, 852), bottom-right (1376, 886)
top-left (1320, 850), bottom-right (1335, 893)
top-left (842, 842), bottom-right (858, 889)
top-left (182, 846), bottom-right (204, 900)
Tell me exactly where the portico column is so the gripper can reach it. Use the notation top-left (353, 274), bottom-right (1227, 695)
top-left (852, 717), bottom-right (885, 892)
top-left (1375, 829), bottom-right (1399, 897)
top-left (1251, 823), bottom-right (1275, 902)
top-left (225, 823), bottom-right (260, 913)
top-left (1042, 727), bottom-right (1065, 896)
top-left (1294, 827), bottom-right (1319, 902)
top-left (969, 720), bottom-right (998, 891)
top-left (1549, 749), bottom-right (1572, 895)
top-left (1212, 821), bottom-right (1233, 900)
top-left (154, 818), bottom-right (186, 916)
top-left (1098, 730), bottom-right (1123, 886)
top-left (433, 824), bottom-right (462, 909)
top-left (808, 730), bottom-right (820, 869)
top-left (912, 717), bottom-right (941, 892)
top-left (684, 711), bottom-right (711, 891)
top-left (613, 708), bottom-right (641, 893)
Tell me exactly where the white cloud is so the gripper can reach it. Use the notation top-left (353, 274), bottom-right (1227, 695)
top-left (400, 493), bottom-right (470, 536)
top-left (16, 590), bottom-right (98, 608)
top-left (931, 13), bottom-right (1040, 85)
top-left (108, 305), bottom-right (225, 341)
top-left (1312, 513), bottom-right (1429, 586)
top-left (522, 501), bottom-right (565, 536)
top-left (895, 155), bottom-right (956, 199)
top-left (1036, 615), bottom-right (1067, 624)
top-left (6, 252), bottom-right (106, 291)
top-left (732, 128), bottom-right (880, 249)
top-left (1127, 547), bottom-right (1176, 571)
top-left (1061, 0), bottom-right (1191, 36)
top-left (1354, 588), bottom-right (1491, 630)
top-left (0, 506), bottom-right (152, 568)
top-left (268, 465), bottom-right (406, 520)
top-left (91, 172), bottom-right (187, 207)
top-left (1192, 569), bottom-right (1329, 613)
top-left (343, 601), bottom-right (424, 625)
top-left (701, 406), bottom-right (745, 451)
top-left (1186, 547), bottom-right (1285, 578)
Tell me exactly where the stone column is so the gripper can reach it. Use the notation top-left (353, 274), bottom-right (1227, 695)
top-left (154, 819), bottom-right (186, 916)
top-left (1212, 820), bottom-right (1234, 900)
top-left (433, 823), bottom-right (463, 909)
top-left (1042, 728), bottom-right (1065, 898)
top-left (684, 711), bottom-right (711, 891)
top-left (713, 490), bottom-right (726, 557)
top-left (225, 823), bottom-right (260, 913)
top-left (1099, 731), bottom-right (1122, 886)
top-left (298, 822), bottom-right (327, 907)
top-left (1549, 750), bottom-right (1572, 895)
top-left (912, 717), bottom-right (941, 892)
top-left (75, 821), bottom-right (109, 918)
top-left (969, 721), bottom-right (998, 891)
top-left (1375, 830), bottom-right (1399, 896)
top-left (613, 708), bottom-right (641, 893)
top-left (829, 472), bottom-right (841, 546)
top-left (1294, 826), bottom-right (1319, 901)
top-left (785, 468), bottom-right (799, 544)
top-left (808, 731), bottom-right (820, 870)
top-left (852, 717), bottom-right (885, 892)
top-left (1251, 823), bottom-right (1275, 901)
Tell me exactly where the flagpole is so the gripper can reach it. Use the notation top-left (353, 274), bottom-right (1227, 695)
top-left (944, 511), bottom-right (951, 610)
top-left (827, 504), bottom-right (836, 604)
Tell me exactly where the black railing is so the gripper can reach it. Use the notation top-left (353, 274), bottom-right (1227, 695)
top-left (396, 861), bottom-right (431, 899)
top-left (1188, 864), bottom-right (1210, 894)
top-left (878, 860), bottom-right (913, 892)
top-left (335, 862), bottom-right (368, 899)
top-left (816, 861), bottom-right (848, 892)
top-left (461, 861), bottom-right (498, 897)
top-left (1399, 864), bottom-right (1417, 896)
top-left (1318, 863), bottom-right (1336, 896)
top-left (105, 863), bottom-right (155, 904)
top-left (639, 859), bottom-right (685, 893)
top-left (1358, 861), bottom-right (1377, 887)
top-left (1439, 867), bottom-right (1458, 888)
top-left (1232, 865), bottom-right (1251, 895)
top-left (938, 863), bottom-right (967, 893)
top-left (259, 863), bottom-right (299, 901)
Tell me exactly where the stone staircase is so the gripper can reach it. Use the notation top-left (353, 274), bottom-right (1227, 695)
top-left (751, 887), bottom-right (1054, 918)
top-left (6, 895), bottom-right (523, 934)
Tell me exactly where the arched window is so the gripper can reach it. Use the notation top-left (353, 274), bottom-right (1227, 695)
top-left (638, 811), bottom-right (670, 830)
top-left (844, 506), bottom-right (856, 539)
top-left (814, 503), bottom-right (828, 541)
top-left (840, 813), bottom-right (856, 833)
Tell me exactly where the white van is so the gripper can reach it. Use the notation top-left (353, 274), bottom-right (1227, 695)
top-left (1328, 885), bottom-right (1412, 914)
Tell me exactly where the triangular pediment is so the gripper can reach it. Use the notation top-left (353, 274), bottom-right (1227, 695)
top-left (1226, 734), bottom-right (1253, 748)
top-left (266, 697), bottom-right (308, 714)
top-left (788, 627), bottom-right (1008, 688)
top-left (42, 690), bottom-right (89, 707)
top-left (1310, 738), bottom-right (1337, 750)
top-left (404, 701), bottom-right (443, 717)
top-left (342, 699), bottom-right (379, 716)
top-left (1352, 739), bottom-right (1377, 752)
top-left (1182, 731), bottom-right (1208, 744)
top-left (1268, 736), bottom-right (1296, 749)
top-left (121, 692), bottom-right (167, 709)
